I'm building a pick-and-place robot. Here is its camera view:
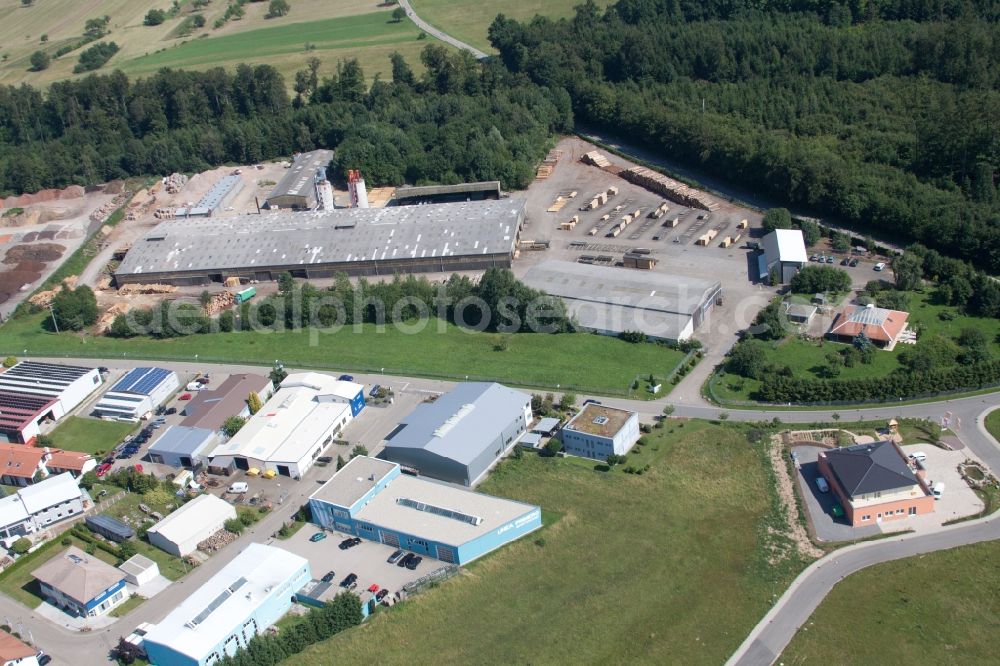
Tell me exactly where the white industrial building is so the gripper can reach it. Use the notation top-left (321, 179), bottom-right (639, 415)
top-left (143, 543), bottom-right (312, 666)
top-left (146, 494), bottom-right (236, 557)
top-left (561, 404), bottom-right (640, 461)
top-left (119, 554), bottom-right (160, 587)
top-left (93, 368), bottom-right (179, 420)
top-left (0, 473), bottom-right (84, 544)
top-left (209, 373), bottom-right (361, 478)
top-left (761, 229), bottom-right (808, 283)
top-left (0, 361), bottom-right (103, 443)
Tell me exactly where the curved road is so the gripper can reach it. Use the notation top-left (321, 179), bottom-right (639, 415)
top-left (9, 357), bottom-right (1000, 666)
top-left (398, 0), bottom-right (489, 60)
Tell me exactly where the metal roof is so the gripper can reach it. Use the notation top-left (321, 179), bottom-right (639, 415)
top-left (532, 417), bottom-right (560, 433)
top-left (18, 472), bottom-right (80, 513)
top-left (762, 229), bottom-right (808, 264)
top-left (383, 383), bottom-right (530, 466)
top-left (394, 181), bottom-right (501, 199)
top-left (266, 149), bottom-right (333, 202)
top-left (180, 374), bottom-right (270, 431)
top-left (196, 174), bottom-right (241, 211)
top-left (147, 494), bottom-right (235, 545)
top-left (111, 367), bottom-right (173, 395)
top-left (116, 199), bottom-right (523, 277)
top-left (85, 514), bottom-right (135, 540)
top-left (824, 441), bottom-right (922, 497)
top-left (0, 361), bottom-right (94, 387)
top-left (148, 426), bottom-right (218, 457)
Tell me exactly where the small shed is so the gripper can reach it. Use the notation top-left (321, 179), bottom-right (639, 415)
top-left (812, 293), bottom-right (827, 305)
top-left (119, 554), bottom-right (160, 587)
top-left (85, 514), bottom-right (135, 543)
top-left (784, 303), bottom-right (818, 325)
top-left (532, 417), bottom-right (561, 436)
top-left (520, 433), bottom-right (543, 449)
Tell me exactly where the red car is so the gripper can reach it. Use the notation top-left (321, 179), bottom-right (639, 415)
top-left (367, 583), bottom-right (379, 593)
top-left (95, 462), bottom-right (112, 477)
top-left (133, 464), bottom-right (143, 473)
top-left (179, 393), bottom-right (192, 400)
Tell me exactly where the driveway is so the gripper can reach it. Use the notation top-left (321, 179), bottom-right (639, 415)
top-left (792, 445), bottom-right (880, 542)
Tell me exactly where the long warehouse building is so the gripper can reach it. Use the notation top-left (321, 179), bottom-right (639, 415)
top-left (114, 200), bottom-right (525, 286)
top-left (522, 260), bottom-right (721, 342)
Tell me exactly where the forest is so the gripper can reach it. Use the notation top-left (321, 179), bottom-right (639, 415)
top-left (0, 45), bottom-right (569, 195)
top-left (489, 0), bottom-right (999, 271)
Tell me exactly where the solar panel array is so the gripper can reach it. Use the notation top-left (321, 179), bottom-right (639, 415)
top-left (188, 577), bottom-right (248, 628)
top-left (111, 367), bottom-right (171, 395)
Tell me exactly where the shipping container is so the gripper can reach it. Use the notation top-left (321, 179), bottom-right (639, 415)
top-left (235, 286), bottom-right (257, 303)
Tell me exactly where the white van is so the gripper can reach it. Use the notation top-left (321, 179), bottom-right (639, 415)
top-left (908, 451), bottom-right (927, 463)
top-left (874, 262), bottom-right (886, 271)
top-left (932, 482), bottom-right (945, 500)
top-left (228, 481), bottom-right (249, 494)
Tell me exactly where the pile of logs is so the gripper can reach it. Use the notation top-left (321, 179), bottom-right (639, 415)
top-left (199, 529), bottom-right (238, 553)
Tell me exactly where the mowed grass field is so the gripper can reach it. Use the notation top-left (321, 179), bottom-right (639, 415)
top-left (411, 0), bottom-right (616, 52)
top-left (709, 291), bottom-right (1000, 404)
top-left (291, 421), bottom-right (811, 664)
top-left (0, 0), bottom-right (430, 87)
top-left (119, 11), bottom-right (427, 83)
top-left (0, 313), bottom-right (685, 395)
top-left (782, 540), bottom-right (1000, 663)
top-left (46, 415), bottom-right (135, 456)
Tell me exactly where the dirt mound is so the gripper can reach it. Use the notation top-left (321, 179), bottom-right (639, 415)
top-left (0, 262), bottom-right (44, 305)
top-left (104, 180), bottom-right (125, 195)
top-left (2, 243), bottom-right (65, 264)
top-left (1, 184), bottom-right (86, 209)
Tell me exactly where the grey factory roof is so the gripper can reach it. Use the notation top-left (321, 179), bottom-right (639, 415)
top-left (394, 181), bottom-right (501, 199)
top-left (309, 456), bottom-right (398, 509)
top-left (116, 200), bottom-right (524, 277)
top-left (148, 425), bottom-right (217, 457)
top-left (521, 260), bottom-right (721, 339)
top-left (823, 441), bottom-right (922, 498)
top-left (384, 382), bottom-right (530, 466)
top-left (181, 374), bottom-right (270, 431)
top-left (267, 149), bottom-right (333, 201)
top-left (196, 174), bottom-right (241, 211)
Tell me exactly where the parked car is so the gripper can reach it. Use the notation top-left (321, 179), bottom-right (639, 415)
top-left (815, 476), bottom-right (830, 493)
top-left (98, 367), bottom-right (109, 374)
top-left (96, 463), bottom-right (112, 477)
top-left (340, 573), bottom-right (358, 589)
top-left (178, 393), bottom-right (192, 400)
top-left (874, 262), bottom-right (886, 271)
top-left (309, 532), bottom-right (327, 542)
top-left (849, 258), bottom-right (859, 267)
top-left (397, 553), bottom-right (414, 568)
top-left (375, 589), bottom-right (389, 602)
top-left (825, 256), bottom-right (834, 263)
top-left (932, 482), bottom-right (945, 499)
top-left (339, 538), bottom-right (355, 550)
top-left (338, 374), bottom-right (354, 381)
top-left (840, 257), bottom-right (850, 265)
top-left (809, 254), bottom-right (818, 262)
top-left (369, 384), bottom-right (381, 397)
top-left (404, 555), bottom-right (423, 571)
top-left (228, 482), bottom-right (249, 494)
top-left (387, 549), bottom-right (405, 564)
top-left (321, 571), bottom-right (336, 583)
top-left (909, 451), bottom-right (927, 463)
top-left (317, 456), bottom-right (334, 464)
top-left (133, 464), bottom-right (143, 473)
top-left (165, 407), bottom-right (177, 415)
top-left (37, 654), bottom-right (51, 666)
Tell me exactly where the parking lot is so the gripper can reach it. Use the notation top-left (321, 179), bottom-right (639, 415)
top-left (281, 521), bottom-right (435, 602)
top-left (793, 443), bottom-right (985, 542)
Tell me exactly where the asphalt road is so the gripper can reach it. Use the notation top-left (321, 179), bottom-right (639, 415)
top-left (9, 356), bottom-right (1000, 665)
top-left (398, 0), bottom-right (489, 60)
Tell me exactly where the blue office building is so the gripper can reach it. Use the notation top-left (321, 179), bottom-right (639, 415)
top-left (309, 456), bottom-right (542, 565)
top-left (143, 544), bottom-right (311, 666)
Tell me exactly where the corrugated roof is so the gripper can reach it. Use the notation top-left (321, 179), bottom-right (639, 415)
top-left (148, 426), bottom-right (218, 458)
top-left (824, 441), bottom-right (922, 497)
top-left (394, 181), bottom-right (500, 199)
top-left (180, 374), bottom-right (270, 431)
top-left (762, 229), bottom-right (808, 264)
top-left (266, 149), bottom-right (333, 202)
top-left (383, 383), bottom-right (529, 466)
top-left (147, 494), bottom-right (235, 544)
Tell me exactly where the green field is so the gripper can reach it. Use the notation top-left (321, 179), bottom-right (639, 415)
top-left (782, 540), bottom-right (1000, 663)
top-left (46, 416), bottom-right (135, 456)
top-left (120, 11), bottom-right (426, 82)
top-left (0, 313), bottom-right (686, 396)
top-left (0, 533), bottom-right (119, 608)
top-left (411, 0), bottom-right (616, 52)
top-left (708, 291), bottom-right (1000, 404)
top-left (986, 409), bottom-right (1000, 443)
top-left (290, 421), bottom-right (812, 665)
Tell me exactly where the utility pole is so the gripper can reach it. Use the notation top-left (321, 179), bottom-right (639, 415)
top-left (48, 305), bottom-right (59, 333)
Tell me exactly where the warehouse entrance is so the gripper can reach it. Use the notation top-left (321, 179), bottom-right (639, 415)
top-left (234, 457), bottom-right (249, 471)
top-left (277, 465), bottom-right (291, 477)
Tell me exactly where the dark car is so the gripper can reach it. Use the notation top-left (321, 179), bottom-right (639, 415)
top-left (375, 588), bottom-right (389, 602)
top-left (369, 384), bottom-right (381, 397)
top-left (38, 655), bottom-right (51, 666)
top-left (849, 258), bottom-right (859, 267)
top-left (317, 456), bottom-right (334, 464)
top-left (340, 573), bottom-right (358, 589)
top-left (339, 537), bottom-right (360, 550)
top-left (840, 257), bottom-right (850, 265)
top-left (338, 374), bottom-right (354, 382)
top-left (321, 571), bottom-right (336, 583)
top-left (98, 367), bottom-right (109, 374)
top-left (397, 553), bottom-right (414, 568)
top-left (387, 549), bottom-right (405, 564)
top-left (404, 555), bottom-right (423, 570)
top-left (165, 407), bottom-right (177, 415)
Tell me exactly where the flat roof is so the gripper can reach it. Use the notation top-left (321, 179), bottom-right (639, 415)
top-left (0, 361), bottom-right (94, 389)
top-left (565, 404), bottom-right (634, 438)
top-left (115, 200), bottom-right (523, 278)
top-left (148, 426), bottom-right (217, 457)
top-left (394, 181), bottom-right (500, 199)
top-left (119, 554), bottom-right (157, 577)
top-left (355, 472), bottom-right (537, 547)
top-left (147, 494), bottom-right (235, 544)
top-left (109, 367), bottom-right (174, 396)
top-left (533, 417), bottom-right (560, 432)
top-left (309, 456), bottom-right (397, 509)
top-left (267, 149), bottom-right (333, 201)
top-left (142, 544), bottom-right (308, 662)
top-left (196, 174), bottom-right (241, 211)
top-left (180, 374), bottom-right (270, 431)
top-left (383, 383), bottom-right (530, 466)
top-left (210, 374), bottom-right (352, 465)
top-left (32, 546), bottom-right (123, 604)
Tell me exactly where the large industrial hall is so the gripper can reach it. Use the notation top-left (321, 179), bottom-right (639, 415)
top-left (114, 199), bottom-right (525, 286)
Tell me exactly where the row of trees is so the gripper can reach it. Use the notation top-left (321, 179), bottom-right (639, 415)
top-left (488, 2), bottom-right (999, 271)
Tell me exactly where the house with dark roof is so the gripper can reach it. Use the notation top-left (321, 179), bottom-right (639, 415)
top-left (817, 441), bottom-right (934, 526)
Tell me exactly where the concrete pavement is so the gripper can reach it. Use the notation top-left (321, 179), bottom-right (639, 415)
top-left (398, 0), bottom-right (489, 60)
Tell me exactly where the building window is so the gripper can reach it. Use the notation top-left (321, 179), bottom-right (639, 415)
top-left (909, 506), bottom-right (917, 515)
top-left (861, 515), bottom-right (871, 521)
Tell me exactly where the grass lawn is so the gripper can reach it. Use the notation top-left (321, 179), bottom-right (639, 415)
top-left (985, 409), bottom-right (1000, 443)
top-left (276, 520), bottom-right (307, 541)
top-left (411, 0), bottom-right (616, 53)
top-left (0, 313), bottom-right (686, 396)
top-left (708, 290), bottom-right (1000, 404)
top-left (46, 416), bottom-right (136, 456)
top-left (110, 593), bottom-right (146, 617)
top-left (782, 540), bottom-right (1000, 664)
top-left (290, 421), bottom-right (813, 664)
top-left (0, 533), bottom-right (118, 609)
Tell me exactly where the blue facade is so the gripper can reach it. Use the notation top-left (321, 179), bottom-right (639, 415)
top-left (85, 578), bottom-right (127, 612)
top-left (348, 389), bottom-right (365, 417)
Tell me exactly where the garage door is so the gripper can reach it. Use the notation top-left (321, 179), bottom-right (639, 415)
top-left (379, 531), bottom-right (400, 548)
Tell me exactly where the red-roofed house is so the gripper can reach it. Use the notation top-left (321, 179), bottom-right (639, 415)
top-left (0, 444), bottom-right (48, 487)
top-left (827, 304), bottom-right (910, 350)
top-left (44, 449), bottom-right (96, 479)
top-left (0, 629), bottom-right (37, 666)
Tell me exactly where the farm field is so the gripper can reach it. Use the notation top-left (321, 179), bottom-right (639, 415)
top-left (46, 416), bottom-right (136, 456)
top-left (290, 421), bottom-right (812, 665)
top-left (410, 0), bottom-right (616, 53)
top-left (0, 0), bottom-right (429, 87)
top-left (0, 313), bottom-right (686, 396)
top-left (782, 540), bottom-right (1000, 664)
top-left (708, 291), bottom-right (1000, 404)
